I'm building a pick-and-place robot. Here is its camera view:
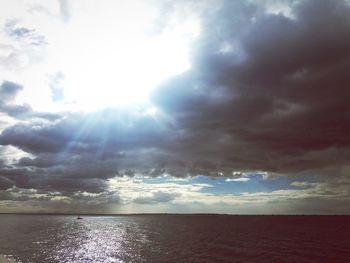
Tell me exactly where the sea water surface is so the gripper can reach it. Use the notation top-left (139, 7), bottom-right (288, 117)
top-left (0, 215), bottom-right (349, 263)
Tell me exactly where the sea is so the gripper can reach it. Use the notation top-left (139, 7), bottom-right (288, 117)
top-left (0, 215), bottom-right (349, 263)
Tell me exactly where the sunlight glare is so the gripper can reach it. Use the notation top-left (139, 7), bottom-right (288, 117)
top-left (47, 0), bottom-right (199, 111)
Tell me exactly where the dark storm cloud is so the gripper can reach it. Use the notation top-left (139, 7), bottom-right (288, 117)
top-left (0, 124), bottom-right (67, 153)
top-left (152, 0), bottom-right (350, 174)
top-left (33, 178), bottom-right (107, 193)
top-left (0, 166), bottom-right (36, 190)
top-left (0, 176), bottom-right (14, 190)
top-left (0, 108), bottom-right (174, 194)
top-left (5, 164), bottom-right (108, 198)
top-left (0, 108), bottom-right (167, 154)
top-left (18, 155), bottom-right (63, 168)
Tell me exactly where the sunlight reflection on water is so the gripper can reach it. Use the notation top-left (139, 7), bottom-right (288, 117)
top-left (51, 217), bottom-right (148, 262)
top-left (0, 215), bottom-right (349, 263)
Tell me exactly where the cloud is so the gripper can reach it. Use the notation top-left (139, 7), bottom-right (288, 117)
top-left (59, 0), bottom-right (70, 22)
top-left (0, 81), bottom-right (30, 118)
top-left (226, 178), bottom-right (250, 182)
top-left (5, 20), bottom-right (46, 46)
top-left (151, 0), bottom-right (350, 174)
top-left (0, 80), bottom-right (61, 120)
top-left (0, 186), bottom-right (120, 214)
top-left (0, 176), bottom-right (14, 190)
top-left (133, 191), bottom-right (179, 204)
top-left (290, 181), bottom-right (318, 188)
top-left (49, 72), bottom-right (65, 102)
top-left (0, 18), bottom-right (47, 72)
top-left (0, 0), bottom-right (349, 213)
top-left (1, 1), bottom-right (349, 178)
top-left (0, 107), bottom-right (176, 195)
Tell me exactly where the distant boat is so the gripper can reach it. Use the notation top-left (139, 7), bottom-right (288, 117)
top-left (77, 215), bottom-right (83, 220)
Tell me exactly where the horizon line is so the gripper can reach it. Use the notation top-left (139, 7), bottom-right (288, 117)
top-left (0, 212), bottom-right (349, 216)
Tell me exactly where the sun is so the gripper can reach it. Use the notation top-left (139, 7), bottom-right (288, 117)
top-left (62, 33), bottom-right (191, 110)
top-left (43, 0), bottom-right (200, 111)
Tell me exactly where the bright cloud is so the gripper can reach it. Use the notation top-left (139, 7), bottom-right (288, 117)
top-left (0, 0), bottom-right (199, 112)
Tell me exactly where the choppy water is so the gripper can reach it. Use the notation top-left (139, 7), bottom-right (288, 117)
top-left (0, 215), bottom-right (349, 263)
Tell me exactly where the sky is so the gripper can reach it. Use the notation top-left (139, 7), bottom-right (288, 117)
top-left (0, 0), bottom-right (349, 214)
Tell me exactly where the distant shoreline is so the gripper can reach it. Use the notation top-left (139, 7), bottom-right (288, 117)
top-left (0, 213), bottom-right (349, 216)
